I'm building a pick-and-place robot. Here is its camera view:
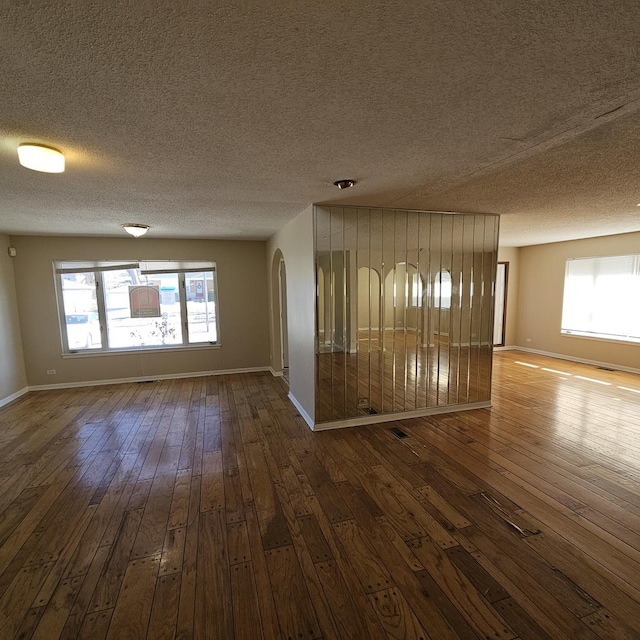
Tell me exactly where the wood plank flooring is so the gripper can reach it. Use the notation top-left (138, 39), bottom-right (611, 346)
top-left (1, 350), bottom-right (640, 639)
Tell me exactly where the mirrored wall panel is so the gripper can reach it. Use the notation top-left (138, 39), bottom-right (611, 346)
top-left (315, 206), bottom-right (499, 424)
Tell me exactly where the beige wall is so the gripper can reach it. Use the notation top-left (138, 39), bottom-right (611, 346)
top-left (266, 206), bottom-right (315, 423)
top-left (0, 235), bottom-right (27, 403)
top-left (497, 246), bottom-right (520, 347)
top-left (11, 236), bottom-right (270, 386)
top-left (516, 231), bottom-right (640, 369)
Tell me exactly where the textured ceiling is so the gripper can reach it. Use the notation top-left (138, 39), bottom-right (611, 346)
top-left (2, 1), bottom-right (640, 246)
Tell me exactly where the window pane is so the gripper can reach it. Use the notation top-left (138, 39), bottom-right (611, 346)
top-left (103, 269), bottom-right (182, 348)
top-left (434, 270), bottom-right (452, 309)
top-left (186, 272), bottom-right (217, 343)
top-left (562, 255), bottom-right (640, 342)
top-left (60, 272), bottom-right (102, 349)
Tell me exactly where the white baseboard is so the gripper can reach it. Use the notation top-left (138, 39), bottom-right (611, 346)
top-left (270, 367), bottom-right (284, 377)
top-left (512, 347), bottom-right (640, 376)
top-left (313, 400), bottom-right (491, 431)
top-left (28, 366), bottom-right (271, 391)
top-left (0, 386), bottom-right (29, 409)
top-left (357, 327), bottom-right (419, 332)
top-left (494, 345), bottom-right (517, 351)
top-left (450, 341), bottom-right (492, 347)
top-left (287, 392), bottom-right (315, 430)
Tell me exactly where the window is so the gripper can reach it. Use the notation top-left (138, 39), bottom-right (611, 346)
top-left (390, 263), bottom-right (423, 308)
top-left (561, 254), bottom-right (640, 343)
top-left (434, 270), bottom-right (452, 309)
top-left (55, 260), bottom-right (219, 353)
top-left (406, 270), bottom-right (423, 308)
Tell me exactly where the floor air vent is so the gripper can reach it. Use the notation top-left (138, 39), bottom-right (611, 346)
top-left (390, 427), bottom-right (409, 439)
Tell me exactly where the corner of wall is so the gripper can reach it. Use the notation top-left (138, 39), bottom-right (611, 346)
top-left (0, 234), bottom-right (28, 403)
top-left (266, 205), bottom-right (315, 422)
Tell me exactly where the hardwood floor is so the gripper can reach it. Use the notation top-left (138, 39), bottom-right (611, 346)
top-left (1, 350), bottom-right (640, 639)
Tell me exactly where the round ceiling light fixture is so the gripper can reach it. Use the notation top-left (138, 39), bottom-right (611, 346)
top-left (17, 143), bottom-right (65, 173)
top-left (334, 179), bottom-right (356, 189)
top-left (122, 223), bottom-right (150, 238)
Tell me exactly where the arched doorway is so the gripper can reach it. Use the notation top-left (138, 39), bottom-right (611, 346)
top-left (357, 266), bottom-right (381, 334)
top-left (383, 262), bottom-right (423, 331)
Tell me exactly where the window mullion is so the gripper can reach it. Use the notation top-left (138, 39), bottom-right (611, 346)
top-left (95, 271), bottom-right (108, 349)
top-left (179, 273), bottom-right (189, 344)
top-left (56, 273), bottom-right (72, 353)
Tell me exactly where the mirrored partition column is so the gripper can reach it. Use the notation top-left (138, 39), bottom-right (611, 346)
top-left (314, 205), bottom-right (499, 425)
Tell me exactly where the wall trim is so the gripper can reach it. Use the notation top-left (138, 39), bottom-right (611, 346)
top-left (451, 341), bottom-right (492, 347)
top-left (270, 367), bottom-right (283, 377)
top-left (287, 392), bottom-right (315, 430)
top-left (28, 366), bottom-right (271, 391)
top-left (0, 386), bottom-right (29, 409)
top-left (357, 327), bottom-right (419, 332)
top-left (494, 345), bottom-right (517, 351)
top-left (313, 400), bottom-right (492, 431)
top-left (513, 347), bottom-right (640, 376)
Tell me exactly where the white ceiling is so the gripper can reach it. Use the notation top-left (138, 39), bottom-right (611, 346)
top-left (2, 1), bottom-right (640, 247)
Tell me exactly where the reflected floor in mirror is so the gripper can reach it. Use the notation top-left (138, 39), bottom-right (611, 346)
top-left (0, 350), bottom-right (639, 639)
top-left (316, 330), bottom-right (492, 423)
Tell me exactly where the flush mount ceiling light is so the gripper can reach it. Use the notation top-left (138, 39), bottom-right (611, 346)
top-left (17, 143), bottom-right (65, 173)
top-left (334, 179), bottom-right (356, 189)
top-left (122, 223), bottom-right (150, 238)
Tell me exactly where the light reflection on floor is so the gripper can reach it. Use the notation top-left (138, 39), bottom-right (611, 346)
top-left (514, 359), bottom-right (640, 395)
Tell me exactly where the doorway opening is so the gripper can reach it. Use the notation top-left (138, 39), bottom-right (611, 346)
top-left (271, 250), bottom-right (289, 385)
top-left (278, 257), bottom-right (289, 383)
top-left (494, 262), bottom-right (508, 347)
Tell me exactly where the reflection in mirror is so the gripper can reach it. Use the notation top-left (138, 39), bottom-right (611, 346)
top-left (317, 266), bottom-right (326, 349)
top-left (314, 206), bottom-right (499, 425)
top-left (434, 270), bottom-right (451, 309)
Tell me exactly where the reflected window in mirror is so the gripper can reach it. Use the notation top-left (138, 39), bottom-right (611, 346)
top-left (434, 270), bottom-right (452, 309)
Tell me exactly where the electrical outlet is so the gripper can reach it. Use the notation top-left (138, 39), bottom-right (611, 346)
top-left (46, 369), bottom-right (56, 375)
top-left (525, 338), bottom-right (532, 343)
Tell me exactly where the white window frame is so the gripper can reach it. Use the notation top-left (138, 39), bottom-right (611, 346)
top-left (54, 260), bottom-right (221, 355)
top-left (560, 253), bottom-right (640, 345)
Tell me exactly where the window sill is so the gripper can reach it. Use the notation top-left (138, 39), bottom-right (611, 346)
top-left (62, 343), bottom-right (221, 358)
top-left (560, 332), bottom-right (640, 346)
